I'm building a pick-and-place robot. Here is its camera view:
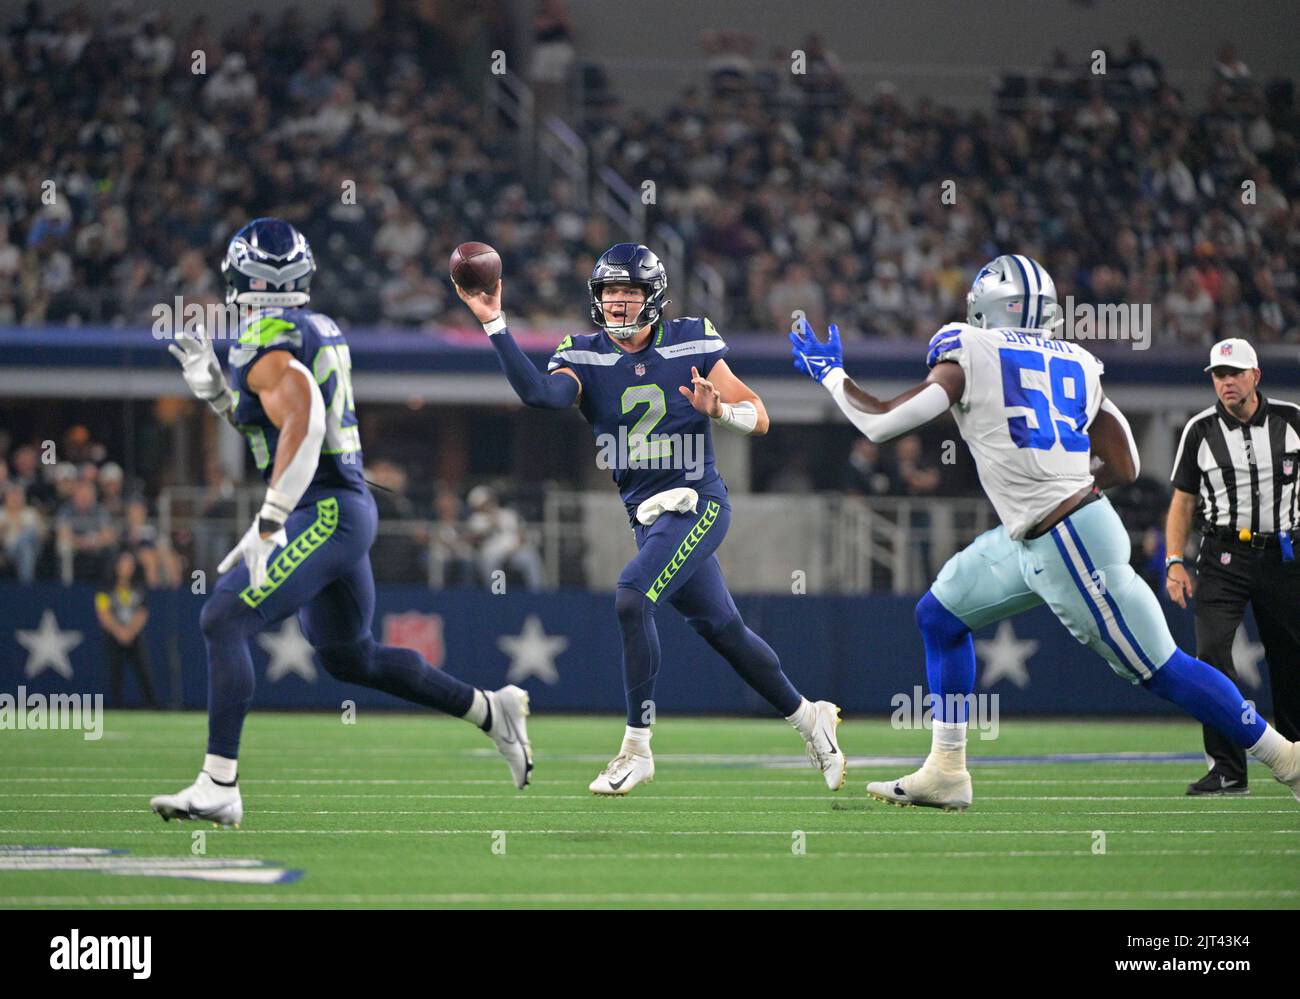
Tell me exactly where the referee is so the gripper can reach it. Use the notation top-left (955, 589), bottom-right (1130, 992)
top-left (1165, 338), bottom-right (1300, 795)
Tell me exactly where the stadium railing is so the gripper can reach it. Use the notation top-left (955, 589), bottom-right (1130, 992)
top-left (158, 484), bottom-right (999, 595)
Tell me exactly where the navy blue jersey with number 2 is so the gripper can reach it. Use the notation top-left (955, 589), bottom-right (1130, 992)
top-left (547, 317), bottom-right (731, 519)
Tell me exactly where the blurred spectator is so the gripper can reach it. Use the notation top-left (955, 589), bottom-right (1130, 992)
top-left (122, 497), bottom-right (182, 589)
top-left (367, 459), bottom-right (429, 583)
top-left (465, 485), bottom-right (544, 591)
top-left (0, 484), bottom-right (45, 584)
top-left (57, 478), bottom-right (117, 581)
top-left (432, 487), bottom-right (477, 587)
top-left (1165, 266), bottom-right (1217, 343)
top-left (95, 549), bottom-right (158, 707)
top-left (844, 439), bottom-right (897, 497)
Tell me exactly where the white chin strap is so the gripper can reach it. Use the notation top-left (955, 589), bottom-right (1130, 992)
top-left (605, 322), bottom-right (642, 339)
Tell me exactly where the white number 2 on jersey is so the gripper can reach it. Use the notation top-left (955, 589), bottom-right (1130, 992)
top-left (308, 315), bottom-right (361, 456)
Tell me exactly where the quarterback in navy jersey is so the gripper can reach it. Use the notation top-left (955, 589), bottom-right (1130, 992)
top-left (150, 218), bottom-right (533, 827)
top-left (458, 242), bottom-right (844, 795)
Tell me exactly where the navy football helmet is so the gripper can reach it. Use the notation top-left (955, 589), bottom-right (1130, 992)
top-left (588, 243), bottom-right (668, 339)
top-left (222, 217), bottom-right (315, 307)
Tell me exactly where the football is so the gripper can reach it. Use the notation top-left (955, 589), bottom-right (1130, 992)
top-left (449, 241), bottom-right (501, 294)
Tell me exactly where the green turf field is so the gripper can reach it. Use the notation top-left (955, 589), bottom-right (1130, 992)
top-left (2, 712), bottom-right (1297, 909)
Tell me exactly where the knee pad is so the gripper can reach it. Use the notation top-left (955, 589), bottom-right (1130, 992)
top-left (316, 635), bottom-right (376, 683)
top-left (916, 590), bottom-right (969, 644)
top-left (200, 590), bottom-right (257, 643)
top-left (615, 586), bottom-right (652, 630)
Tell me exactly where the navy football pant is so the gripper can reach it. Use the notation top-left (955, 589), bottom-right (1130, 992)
top-left (201, 490), bottom-right (475, 758)
top-left (616, 496), bottom-right (802, 726)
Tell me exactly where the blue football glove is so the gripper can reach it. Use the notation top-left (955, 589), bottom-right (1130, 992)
top-left (789, 319), bottom-right (843, 383)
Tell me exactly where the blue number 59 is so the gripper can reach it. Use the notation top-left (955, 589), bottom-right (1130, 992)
top-left (999, 348), bottom-right (1090, 452)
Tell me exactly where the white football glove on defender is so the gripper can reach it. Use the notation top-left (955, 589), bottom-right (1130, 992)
top-left (219, 518), bottom-right (289, 590)
top-left (168, 327), bottom-right (234, 414)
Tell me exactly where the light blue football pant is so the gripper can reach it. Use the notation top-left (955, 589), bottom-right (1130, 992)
top-left (930, 496), bottom-right (1175, 683)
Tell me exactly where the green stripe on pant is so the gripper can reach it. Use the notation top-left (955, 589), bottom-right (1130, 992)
top-left (646, 500), bottom-right (720, 603)
top-left (240, 497), bottom-right (340, 609)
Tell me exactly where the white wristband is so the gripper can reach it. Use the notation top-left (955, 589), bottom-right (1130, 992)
top-left (712, 400), bottom-right (759, 434)
top-left (260, 487), bottom-right (294, 524)
top-left (820, 367), bottom-right (848, 393)
top-left (208, 386), bottom-right (234, 415)
top-left (482, 314), bottom-right (507, 335)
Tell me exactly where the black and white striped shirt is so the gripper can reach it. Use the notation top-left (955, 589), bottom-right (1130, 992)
top-left (1171, 392), bottom-right (1300, 534)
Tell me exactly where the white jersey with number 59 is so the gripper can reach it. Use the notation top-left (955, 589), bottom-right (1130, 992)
top-left (926, 323), bottom-right (1105, 539)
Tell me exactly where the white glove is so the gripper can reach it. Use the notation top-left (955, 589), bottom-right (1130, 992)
top-left (218, 518), bottom-right (289, 590)
top-left (168, 327), bottom-right (233, 414)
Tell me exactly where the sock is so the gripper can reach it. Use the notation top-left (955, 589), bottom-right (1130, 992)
top-left (616, 587), bottom-right (661, 727)
top-left (203, 753), bottom-right (237, 784)
top-left (1143, 648), bottom-right (1267, 748)
top-left (916, 592), bottom-right (974, 723)
top-left (929, 720), bottom-right (968, 772)
top-left (785, 697), bottom-right (815, 739)
top-left (1248, 725), bottom-right (1290, 773)
top-left (465, 689), bottom-right (490, 731)
top-left (707, 615), bottom-right (802, 717)
top-left (622, 724), bottom-right (651, 756)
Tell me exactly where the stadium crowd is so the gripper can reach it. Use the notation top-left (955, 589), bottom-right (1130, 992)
top-left (0, 4), bottom-right (1294, 343)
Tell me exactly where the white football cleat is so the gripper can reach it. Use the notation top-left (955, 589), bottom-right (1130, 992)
top-left (150, 771), bottom-right (243, 827)
top-left (589, 751), bottom-right (655, 795)
top-left (803, 700), bottom-right (847, 791)
top-left (486, 685), bottom-right (533, 789)
top-left (867, 763), bottom-right (972, 812)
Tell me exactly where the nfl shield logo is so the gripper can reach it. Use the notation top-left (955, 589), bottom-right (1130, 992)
top-left (1220, 552), bottom-right (1232, 565)
top-left (1285, 458), bottom-right (1295, 476)
top-left (1222, 343), bottom-right (1233, 356)
top-left (634, 362), bottom-right (646, 377)
top-left (382, 612), bottom-right (445, 667)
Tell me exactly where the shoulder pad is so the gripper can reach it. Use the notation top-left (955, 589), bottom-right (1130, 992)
top-left (926, 325), bottom-right (966, 368)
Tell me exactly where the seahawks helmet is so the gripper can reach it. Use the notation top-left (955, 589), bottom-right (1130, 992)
top-left (588, 243), bottom-right (668, 339)
top-left (966, 254), bottom-right (1061, 335)
top-left (222, 217), bottom-right (315, 307)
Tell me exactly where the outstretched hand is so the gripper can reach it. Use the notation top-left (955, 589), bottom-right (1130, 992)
top-left (789, 319), bottom-right (843, 383)
top-left (679, 365), bottom-right (723, 417)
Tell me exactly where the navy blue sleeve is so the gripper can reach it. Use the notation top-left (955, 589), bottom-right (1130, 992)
top-left (490, 327), bottom-right (580, 409)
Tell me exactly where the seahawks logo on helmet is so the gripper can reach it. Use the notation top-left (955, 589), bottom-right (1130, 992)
top-left (966, 254), bottom-right (1061, 336)
top-left (222, 217), bottom-right (316, 307)
top-left (588, 243), bottom-right (669, 340)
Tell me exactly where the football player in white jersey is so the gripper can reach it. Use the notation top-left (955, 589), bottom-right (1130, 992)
top-left (791, 254), bottom-right (1300, 809)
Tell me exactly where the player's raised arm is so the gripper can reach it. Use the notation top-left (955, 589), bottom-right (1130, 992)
top-left (455, 279), bottom-right (581, 409)
top-left (679, 359), bottom-right (770, 435)
top-left (217, 349), bottom-right (325, 587)
top-left (168, 325), bottom-right (237, 426)
top-left (789, 320), bottom-right (961, 443)
top-left (1088, 394), bottom-right (1140, 490)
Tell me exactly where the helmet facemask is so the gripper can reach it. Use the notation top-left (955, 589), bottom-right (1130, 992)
top-left (590, 281), bottom-right (657, 340)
